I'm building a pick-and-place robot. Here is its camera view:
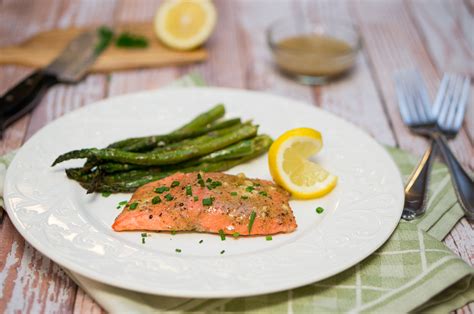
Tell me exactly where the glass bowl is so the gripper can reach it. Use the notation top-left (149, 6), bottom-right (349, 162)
top-left (267, 18), bottom-right (361, 85)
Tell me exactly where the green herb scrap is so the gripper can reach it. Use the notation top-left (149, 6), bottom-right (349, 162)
top-left (141, 232), bottom-right (148, 244)
top-left (95, 26), bottom-right (114, 53)
top-left (218, 229), bottom-right (226, 241)
top-left (316, 207), bottom-right (325, 214)
top-left (115, 32), bottom-right (149, 48)
top-left (202, 197), bottom-right (214, 206)
top-left (155, 186), bottom-right (170, 194)
top-left (152, 196), bottom-right (161, 204)
top-left (171, 180), bottom-right (180, 188)
top-left (248, 211), bottom-right (256, 234)
top-left (185, 185), bottom-right (193, 196)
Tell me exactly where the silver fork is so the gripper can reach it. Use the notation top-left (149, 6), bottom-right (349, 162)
top-left (395, 70), bottom-right (473, 221)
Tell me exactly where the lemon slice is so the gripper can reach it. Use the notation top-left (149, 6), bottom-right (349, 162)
top-left (154, 0), bottom-right (217, 50)
top-left (268, 128), bottom-right (337, 199)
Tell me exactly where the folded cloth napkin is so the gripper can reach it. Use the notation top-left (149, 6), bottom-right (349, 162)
top-left (1, 74), bottom-right (472, 313)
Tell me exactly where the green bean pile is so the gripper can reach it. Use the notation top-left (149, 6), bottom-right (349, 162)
top-left (52, 104), bottom-right (273, 193)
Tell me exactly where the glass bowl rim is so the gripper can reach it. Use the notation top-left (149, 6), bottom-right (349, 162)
top-left (266, 17), bottom-right (362, 55)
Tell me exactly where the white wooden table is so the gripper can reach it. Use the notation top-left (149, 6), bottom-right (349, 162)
top-left (0, 0), bottom-right (472, 312)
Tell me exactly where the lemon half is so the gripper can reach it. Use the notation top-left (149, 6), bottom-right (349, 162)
top-left (154, 0), bottom-right (217, 50)
top-left (268, 128), bottom-right (337, 199)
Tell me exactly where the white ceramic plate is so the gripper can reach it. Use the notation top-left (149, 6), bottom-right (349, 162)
top-left (4, 88), bottom-right (403, 298)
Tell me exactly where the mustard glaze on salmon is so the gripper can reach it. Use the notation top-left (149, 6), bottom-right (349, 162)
top-left (112, 172), bottom-right (297, 235)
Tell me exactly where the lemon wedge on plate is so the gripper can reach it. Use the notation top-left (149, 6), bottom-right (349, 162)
top-left (154, 0), bottom-right (217, 50)
top-left (268, 128), bottom-right (337, 199)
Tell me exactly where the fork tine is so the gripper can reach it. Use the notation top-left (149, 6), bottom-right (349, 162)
top-left (437, 74), bottom-right (456, 129)
top-left (451, 76), bottom-right (471, 131)
top-left (404, 72), bottom-right (424, 122)
top-left (444, 75), bottom-right (463, 129)
top-left (413, 72), bottom-right (433, 121)
top-left (411, 71), bottom-right (432, 123)
top-left (432, 74), bottom-right (450, 118)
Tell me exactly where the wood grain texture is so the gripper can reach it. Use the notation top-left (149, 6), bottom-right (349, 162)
top-left (0, 0), bottom-right (117, 312)
top-left (300, 0), bottom-right (397, 146)
top-left (407, 0), bottom-right (474, 76)
top-left (407, 0), bottom-right (474, 142)
top-left (72, 287), bottom-right (104, 314)
top-left (0, 0), bottom-right (472, 313)
top-left (353, 0), bottom-right (473, 170)
top-left (234, 0), bottom-right (313, 103)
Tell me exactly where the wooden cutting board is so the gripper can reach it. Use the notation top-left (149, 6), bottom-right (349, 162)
top-left (0, 23), bottom-right (208, 72)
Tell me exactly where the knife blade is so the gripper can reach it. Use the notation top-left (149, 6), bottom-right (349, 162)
top-left (0, 29), bottom-right (106, 138)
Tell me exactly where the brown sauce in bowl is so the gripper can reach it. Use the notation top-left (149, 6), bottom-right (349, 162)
top-left (274, 34), bottom-right (356, 77)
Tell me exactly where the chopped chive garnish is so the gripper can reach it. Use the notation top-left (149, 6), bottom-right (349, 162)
top-left (141, 233), bottom-right (147, 244)
top-left (171, 230), bottom-right (176, 235)
top-left (118, 200), bottom-right (128, 206)
top-left (245, 186), bottom-right (254, 192)
top-left (316, 207), bottom-right (325, 214)
top-left (254, 183), bottom-right (261, 186)
top-left (230, 192), bottom-right (238, 196)
top-left (232, 232), bottom-right (240, 238)
top-left (116, 206), bottom-right (120, 209)
top-left (211, 181), bottom-right (222, 188)
top-left (259, 191), bottom-right (268, 197)
top-left (266, 235), bottom-right (272, 241)
top-left (199, 239), bottom-right (203, 244)
top-left (220, 250), bottom-right (225, 255)
top-left (241, 195), bottom-right (249, 200)
top-left (171, 180), bottom-right (180, 188)
top-left (151, 196), bottom-right (161, 204)
top-left (202, 197), bottom-right (213, 206)
top-left (248, 211), bottom-right (257, 234)
top-left (164, 194), bottom-right (174, 201)
top-left (115, 32), bottom-right (149, 49)
top-left (193, 196), bottom-right (199, 202)
top-left (155, 186), bottom-right (170, 194)
top-left (129, 202), bottom-right (138, 210)
top-left (185, 185), bottom-right (192, 196)
top-left (206, 178), bottom-right (212, 183)
top-left (197, 173), bottom-right (205, 187)
top-left (101, 192), bottom-right (111, 197)
top-left (218, 229), bottom-right (226, 241)
top-left (175, 248), bottom-right (181, 253)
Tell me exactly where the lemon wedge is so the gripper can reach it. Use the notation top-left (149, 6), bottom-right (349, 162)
top-left (268, 128), bottom-right (337, 199)
top-left (154, 0), bottom-right (217, 50)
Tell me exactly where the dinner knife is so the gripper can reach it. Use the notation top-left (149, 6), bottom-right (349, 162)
top-left (0, 29), bottom-right (107, 138)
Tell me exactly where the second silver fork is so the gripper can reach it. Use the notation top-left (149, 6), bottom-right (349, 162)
top-left (395, 71), bottom-right (473, 221)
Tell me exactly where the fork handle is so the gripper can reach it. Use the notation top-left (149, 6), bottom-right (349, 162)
top-left (402, 140), bottom-right (437, 220)
top-left (433, 134), bottom-right (474, 221)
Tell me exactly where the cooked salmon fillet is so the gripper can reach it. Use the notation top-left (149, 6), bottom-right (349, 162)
top-left (112, 172), bottom-right (297, 235)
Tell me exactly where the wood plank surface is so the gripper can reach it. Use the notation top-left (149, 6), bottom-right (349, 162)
top-left (0, 0), bottom-right (117, 312)
top-left (0, 0), bottom-right (472, 313)
top-left (407, 0), bottom-right (474, 142)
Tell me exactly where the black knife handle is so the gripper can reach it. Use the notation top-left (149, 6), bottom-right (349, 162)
top-left (0, 70), bottom-right (58, 137)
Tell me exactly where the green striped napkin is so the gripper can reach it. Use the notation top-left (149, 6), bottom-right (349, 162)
top-left (1, 74), bottom-right (472, 313)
